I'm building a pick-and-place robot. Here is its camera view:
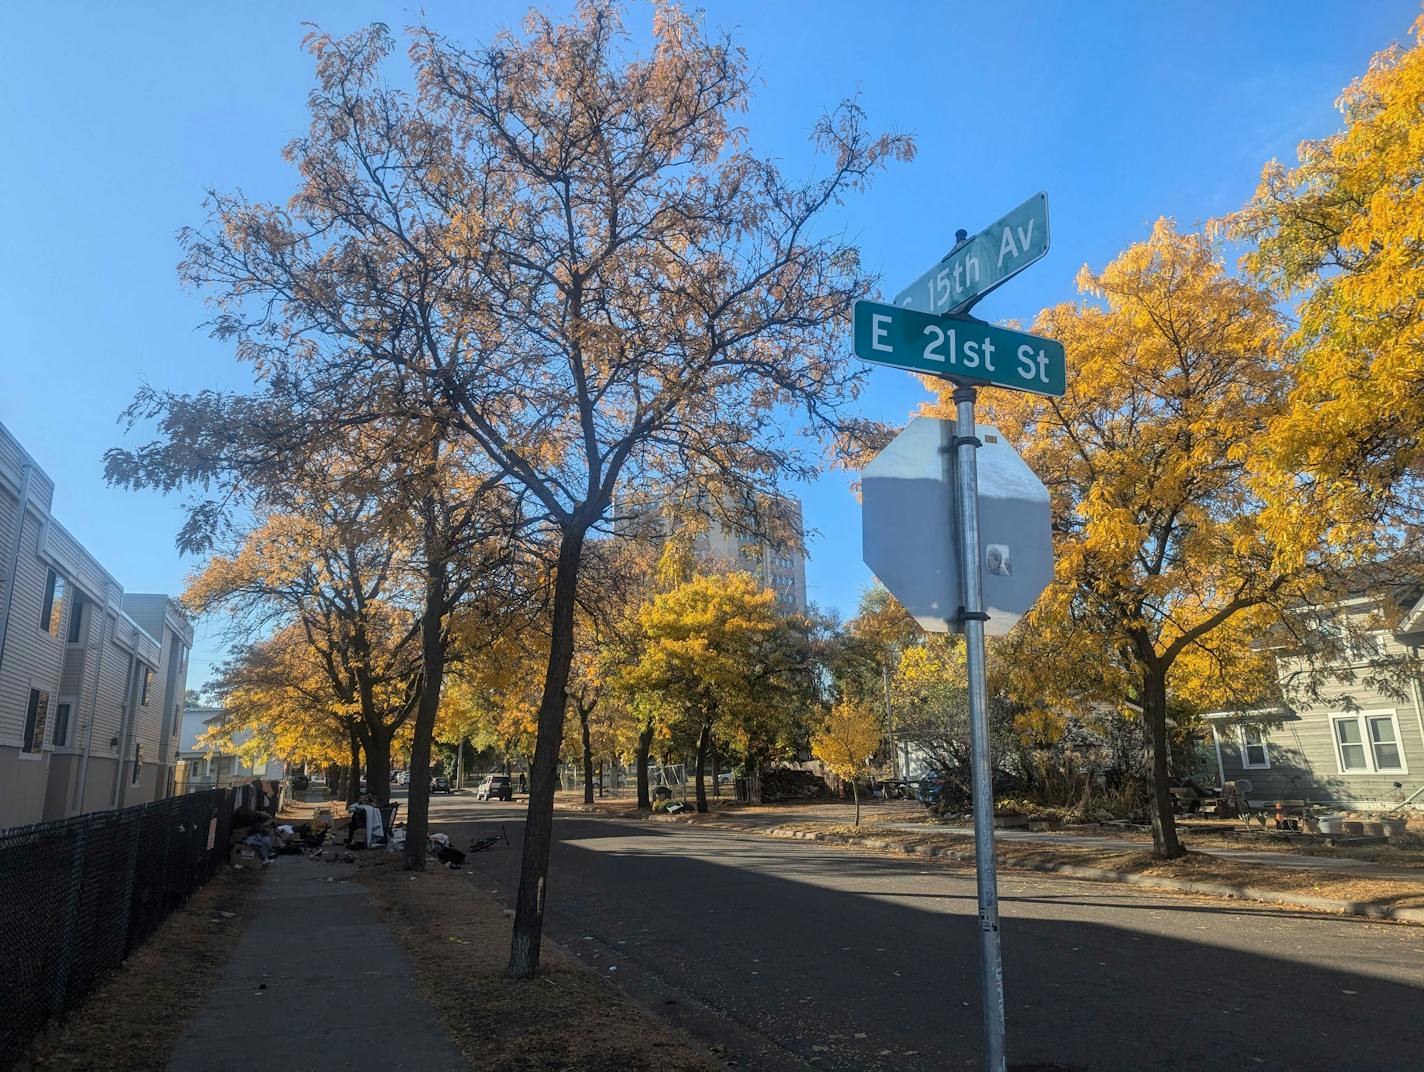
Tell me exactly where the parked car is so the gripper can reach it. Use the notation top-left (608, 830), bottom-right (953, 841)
top-left (431, 775), bottom-right (453, 795)
top-left (475, 774), bottom-right (514, 801)
top-left (393, 770), bottom-right (411, 786)
top-left (916, 771), bottom-right (947, 806)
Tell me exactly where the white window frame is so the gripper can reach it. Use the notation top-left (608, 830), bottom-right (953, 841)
top-left (1238, 724), bottom-right (1271, 769)
top-left (1329, 709), bottom-right (1408, 775)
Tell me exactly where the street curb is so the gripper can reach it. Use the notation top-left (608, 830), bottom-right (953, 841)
top-left (755, 826), bottom-right (1424, 925)
top-left (552, 806), bottom-right (1424, 925)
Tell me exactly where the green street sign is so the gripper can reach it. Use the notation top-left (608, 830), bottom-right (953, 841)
top-left (853, 299), bottom-right (1065, 397)
top-left (894, 192), bottom-right (1050, 316)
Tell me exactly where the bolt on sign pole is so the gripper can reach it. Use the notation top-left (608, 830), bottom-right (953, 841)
top-left (949, 383), bottom-right (1007, 1072)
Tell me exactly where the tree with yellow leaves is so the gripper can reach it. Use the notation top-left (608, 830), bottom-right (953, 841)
top-left (185, 503), bottom-right (425, 807)
top-left (202, 626), bottom-right (357, 773)
top-left (929, 221), bottom-right (1316, 858)
top-left (811, 699), bottom-right (882, 826)
top-left (1230, 15), bottom-right (1424, 561)
top-left (133, 3), bottom-right (909, 976)
top-left (617, 572), bottom-right (792, 813)
top-left (848, 584), bottom-right (919, 775)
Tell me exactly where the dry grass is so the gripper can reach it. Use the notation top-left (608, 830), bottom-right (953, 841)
top-left (28, 866), bottom-right (263, 1072)
top-left (358, 853), bottom-right (719, 1072)
top-left (770, 823), bottom-right (1424, 914)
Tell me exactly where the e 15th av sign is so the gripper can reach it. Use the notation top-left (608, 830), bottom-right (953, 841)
top-left (852, 299), bottom-right (1065, 397)
top-left (894, 191), bottom-right (1049, 316)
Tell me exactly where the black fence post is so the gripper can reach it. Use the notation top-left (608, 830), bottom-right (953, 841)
top-left (47, 822), bottom-right (88, 1020)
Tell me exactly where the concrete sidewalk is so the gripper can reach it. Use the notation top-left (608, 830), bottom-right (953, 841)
top-left (169, 855), bottom-right (467, 1072)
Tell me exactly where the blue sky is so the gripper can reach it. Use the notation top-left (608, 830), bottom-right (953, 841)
top-left (1, 1), bottom-right (1417, 690)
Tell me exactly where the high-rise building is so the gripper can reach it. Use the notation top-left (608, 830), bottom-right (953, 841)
top-left (689, 500), bottom-right (808, 614)
top-left (615, 489), bottom-right (809, 614)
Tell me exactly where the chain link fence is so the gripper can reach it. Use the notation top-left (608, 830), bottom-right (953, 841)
top-left (0, 788), bottom-right (235, 1069)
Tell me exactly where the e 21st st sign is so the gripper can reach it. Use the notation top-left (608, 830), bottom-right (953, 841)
top-left (853, 299), bottom-right (1065, 397)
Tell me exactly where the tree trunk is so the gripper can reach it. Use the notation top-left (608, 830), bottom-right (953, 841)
top-left (636, 721), bottom-right (653, 809)
top-left (364, 727), bottom-right (393, 807)
top-left (711, 740), bottom-right (720, 801)
top-left (1143, 668), bottom-right (1184, 859)
top-left (883, 662), bottom-right (898, 780)
top-left (853, 778), bottom-right (861, 827)
top-left (694, 719), bottom-right (711, 813)
top-left (580, 702), bottom-right (595, 806)
top-left (403, 551), bottom-right (448, 871)
top-left (345, 732), bottom-right (362, 805)
top-left (508, 526), bottom-right (586, 979)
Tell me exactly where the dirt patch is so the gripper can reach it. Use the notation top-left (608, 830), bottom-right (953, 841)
top-left (358, 854), bottom-right (719, 1072)
top-left (28, 866), bottom-right (263, 1072)
top-left (769, 823), bottom-right (1424, 915)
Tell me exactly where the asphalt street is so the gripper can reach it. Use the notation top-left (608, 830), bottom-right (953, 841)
top-left (427, 795), bottom-right (1424, 1072)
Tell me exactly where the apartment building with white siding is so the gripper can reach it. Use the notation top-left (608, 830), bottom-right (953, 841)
top-left (0, 420), bottom-right (192, 829)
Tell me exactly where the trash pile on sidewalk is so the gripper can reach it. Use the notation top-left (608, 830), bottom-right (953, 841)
top-left (229, 792), bottom-right (412, 867)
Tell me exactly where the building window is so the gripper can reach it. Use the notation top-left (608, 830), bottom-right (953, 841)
top-left (1239, 725), bottom-right (1270, 769)
top-left (140, 666), bottom-right (152, 706)
top-left (23, 689), bottom-right (50, 753)
top-left (52, 702), bottom-right (71, 747)
top-left (40, 568), bottom-right (65, 637)
top-left (1332, 711), bottom-right (1407, 774)
top-left (1368, 714), bottom-right (1404, 770)
top-left (66, 592), bottom-right (86, 644)
top-left (131, 742), bottom-right (144, 785)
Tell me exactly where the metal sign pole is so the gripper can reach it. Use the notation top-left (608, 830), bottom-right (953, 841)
top-left (950, 383), bottom-right (1007, 1072)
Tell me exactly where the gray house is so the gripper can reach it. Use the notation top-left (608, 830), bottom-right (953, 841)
top-left (1207, 593), bottom-right (1424, 810)
top-left (0, 420), bottom-right (193, 829)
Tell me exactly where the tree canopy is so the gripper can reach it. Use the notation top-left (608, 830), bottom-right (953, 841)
top-left (1231, 16), bottom-right (1424, 558)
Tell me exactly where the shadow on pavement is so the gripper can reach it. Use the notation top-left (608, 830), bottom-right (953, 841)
top-left (432, 807), bottom-right (1424, 1072)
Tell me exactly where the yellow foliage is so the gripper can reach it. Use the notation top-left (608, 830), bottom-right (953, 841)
top-left (923, 221), bottom-right (1293, 716)
top-left (208, 625), bottom-right (358, 766)
top-left (810, 699), bottom-right (881, 781)
top-left (1230, 15), bottom-right (1424, 553)
top-left (621, 572), bottom-right (779, 713)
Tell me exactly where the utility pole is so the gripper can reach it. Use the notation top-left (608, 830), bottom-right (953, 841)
top-left (883, 662), bottom-right (898, 780)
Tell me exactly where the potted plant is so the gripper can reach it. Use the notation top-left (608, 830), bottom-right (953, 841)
top-left (1317, 815), bottom-right (1346, 835)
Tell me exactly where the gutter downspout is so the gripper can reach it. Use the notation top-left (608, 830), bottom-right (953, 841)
top-left (72, 609), bottom-right (110, 815)
top-left (0, 463), bottom-right (34, 672)
top-left (111, 642), bottom-right (140, 809)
